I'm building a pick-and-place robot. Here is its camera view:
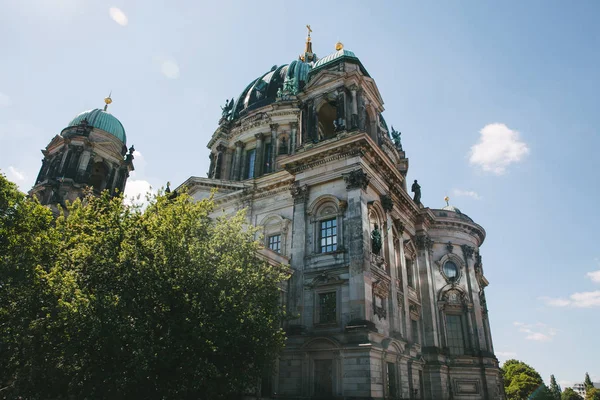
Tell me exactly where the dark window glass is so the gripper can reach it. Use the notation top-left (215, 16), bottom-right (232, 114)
top-left (446, 315), bottom-right (465, 355)
top-left (443, 261), bottom-right (458, 281)
top-left (319, 218), bottom-right (337, 253)
top-left (268, 234), bottom-right (281, 253)
top-left (387, 362), bottom-right (397, 398)
top-left (411, 319), bottom-right (420, 344)
top-left (406, 258), bottom-right (414, 287)
top-left (319, 292), bottom-right (336, 323)
top-left (246, 149), bottom-right (256, 179)
top-left (264, 143), bottom-right (272, 173)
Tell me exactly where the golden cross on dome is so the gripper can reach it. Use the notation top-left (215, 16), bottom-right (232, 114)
top-left (306, 24), bottom-right (312, 38)
top-left (104, 91), bottom-right (112, 111)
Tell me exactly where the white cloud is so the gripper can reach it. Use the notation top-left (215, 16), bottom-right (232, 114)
top-left (452, 189), bottom-right (481, 200)
top-left (540, 291), bottom-right (600, 308)
top-left (513, 321), bottom-right (557, 342)
top-left (587, 270), bottom-right (600, 283)
top-left (109, 7), bottom-right (128, 26)
top-left (6, 166), bottom-right (26, 183)
top-left (0, 92), bottom-right (11, 108)
top-left (160, 59), bottom-right (180, 79)
top-left (123, 179), bottom-right (152, 206)
top-left (469, 123), bottom-right (530, 175)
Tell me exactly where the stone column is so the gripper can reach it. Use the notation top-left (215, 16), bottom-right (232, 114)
top-left (254, 133), bottom-right (264, 177)
top-left (232, 141), bottom-right (244, 181)
top-left (214, 144), bottom-right (226, 180)
top-left (290, 121), bottom-right (298, 154)
top-left (208, 152), bottom-right (215, 178)
top-left (415, 234), bottom-right (440, 348)
top-left (343, 169), bottom-right (370, 321)
top-left (350, 86), bottom-right (358, 129)
top-left (462, 245), bottom-right (487, 351)
top-left (110, 162), bottom-right (121, 192)
top-left (76, 148), bottom-right (92, 182)
top-left (270, 123), bottom-right (278, 173)
top-left (336, 89), bottom-right (346, 131)
top-left (289, 182), bottom-right (309, 327)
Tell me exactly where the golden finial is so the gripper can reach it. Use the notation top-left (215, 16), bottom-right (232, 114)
top-left (335, 41), bottom-right (344, 51)
top-left (306, 24), bottom-right (312, 40)
top-left (103, 91), bottom-right (112, 111)
top-left (444, 196), bottom-right (450, 206)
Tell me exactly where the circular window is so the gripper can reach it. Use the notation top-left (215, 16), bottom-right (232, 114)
top-left (443, 261), bottom-right (459, 281)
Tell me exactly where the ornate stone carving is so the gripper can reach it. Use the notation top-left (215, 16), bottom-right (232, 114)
top-left (416, 234), bottom-right (433, 251)
top-left (289, 182), bottom-right (309, 204)
top-left (462, 244), bottom-right (475, 259)
top-left (394, 220), bottom-right (405, 235)
top-left (409, 302), bottom-right (421, 318)
top-left (397, 292), bottom-right (404, 309)
top-left (343, 169), bottom-right (369, 190)
top-left (380, 194), bottom-right (393, 213)
top-left (373, 279), bottom-right (389, 320)
top-left (446, 241), bottom-right (454, 253)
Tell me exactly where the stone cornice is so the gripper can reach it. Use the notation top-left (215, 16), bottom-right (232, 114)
top-left (430, 217), bottom-right (486, 246)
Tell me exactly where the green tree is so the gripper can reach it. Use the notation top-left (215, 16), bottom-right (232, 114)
top-left (502, 359), bottom-right (545, 400)
top-left (586, 388), bottom-right (600, 400)
top-left (585, 373), bottom-right (594, 391)
top-left (0, 173), bottom-right (288, 399)
top-left (550, 375), bottom-right (563, 400)
top-left (562, 388), bottom-right (584, 400)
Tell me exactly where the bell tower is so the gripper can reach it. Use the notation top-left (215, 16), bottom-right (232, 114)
top-left (30, 96), bottom-right (134, 212)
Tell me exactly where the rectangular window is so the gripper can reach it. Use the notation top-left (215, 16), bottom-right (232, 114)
top-left (246, 149), bottom-right (256, 179)
top-left (319, 218), bottom-right (337, 253)
top-left (264, 143), bottom-right (272, 173)
top-left (268, 234), bottom-right (281, 253)
top-left (411, 319), bottom-right (420, 344)
top-left (406, 257), bottom-right (414, 287)
top-left (318, 292), bottom-right (337, 324)
top-left (387, 362), bottom-right (397, 398)
top-left (446, 315), bottom-right (465, 355)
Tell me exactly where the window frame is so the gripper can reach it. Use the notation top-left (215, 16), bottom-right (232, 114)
top-left (313, 287), bottom-right (341, 327)
top-left (267, 233), bottom-right (282, 253)
top-left (318, 217), bottom-right (338, 254)
top-left (445, 313), bottom-right (466, 356)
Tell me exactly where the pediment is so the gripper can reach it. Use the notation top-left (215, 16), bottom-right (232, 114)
top-left (304, 70), bottom-right (344, 91)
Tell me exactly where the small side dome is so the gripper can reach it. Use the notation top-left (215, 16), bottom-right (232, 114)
top-left (68, 109), bottom-right (126, 144)
top-left (442, 205), bottom-right (462, 214)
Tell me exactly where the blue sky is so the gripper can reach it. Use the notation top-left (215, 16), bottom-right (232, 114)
top-left (1, 0), bottom-right (598, 388)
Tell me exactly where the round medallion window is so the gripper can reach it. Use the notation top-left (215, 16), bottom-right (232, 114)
top-left (443, 261), bottom-right (459, 281)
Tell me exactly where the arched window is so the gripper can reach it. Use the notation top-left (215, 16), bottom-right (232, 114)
top-left (308, 196), bottom-right (345, 254)
top-left (317, 102), bottom-right (337, 141)
top-left (440, 289), bottom-right (471, 356)
top-left (89, 161), bottom-right (109, 192)
top-left (260, 215), bottom-right (290, 256)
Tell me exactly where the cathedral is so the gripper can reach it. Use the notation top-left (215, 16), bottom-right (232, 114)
top-left (31, 28), bottom-right (503, 400)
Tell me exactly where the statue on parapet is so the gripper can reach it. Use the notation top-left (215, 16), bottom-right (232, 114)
top-left (391, 126), bottom-right (402, 151)
top-left (411, 180), bottom-right (421, 204)
top-left (220, 98), bottom-right (234, 119)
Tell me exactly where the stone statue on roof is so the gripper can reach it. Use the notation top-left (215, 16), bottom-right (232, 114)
top-left (391, 126), bottom-right (402, 151)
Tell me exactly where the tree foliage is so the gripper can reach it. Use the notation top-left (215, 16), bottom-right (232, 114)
top-left (585, 373), bottom-right (594, 391)
top-left (562, 388), bottom-right (584, 400)
top-left (0, 173), bottom-right (288, 399)
top-left (586, 388), bottom-right (600, 400)
top-left (502, 359), bottom-right (545, 400)
top-left (549, 374), bottom-right (562, 400)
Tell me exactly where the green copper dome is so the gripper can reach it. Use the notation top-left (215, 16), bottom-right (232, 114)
top-left (68, 109), bottom-right (126, 144)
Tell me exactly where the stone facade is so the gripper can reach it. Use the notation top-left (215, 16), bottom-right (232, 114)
top-left (179, 40), bottom-right (503, 400)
